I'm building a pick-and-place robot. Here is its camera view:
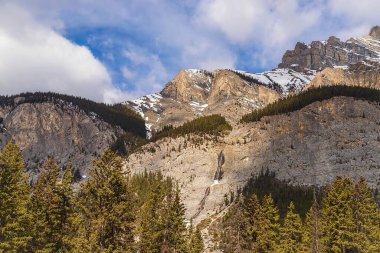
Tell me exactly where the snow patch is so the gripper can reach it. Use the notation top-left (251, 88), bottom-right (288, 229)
top-left (236, 68), bottom-right (315, 94)
top-left (189, 101), bottom-right (208, 114)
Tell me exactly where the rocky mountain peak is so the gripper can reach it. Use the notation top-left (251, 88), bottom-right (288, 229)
top-left (279, 29), bottom-right (380, 72)
top-left (160, 69), bottom-right (212, 104)
top-left (369, 25), bottom-right (380, 39)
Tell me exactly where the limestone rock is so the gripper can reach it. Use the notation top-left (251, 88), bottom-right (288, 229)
top-left (305, 62), bottom-right (380, 90)
top-left (125, 68), bottom-right (314, 135)
top-left (279, 27), bottom-right (380, 71)
top-left (125, 97), bottom-right (380, 225)
top-left (369, 26), bottom-right (380, 39)
top-left (0, 100), bottom-right (124, 179)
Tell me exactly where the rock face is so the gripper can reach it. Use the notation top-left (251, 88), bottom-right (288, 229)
top-left (306, 62), bottom-right (380, 90)
top-left (126, 27), bottom-right (380, 137)
top-left (279, 27), bottom-right (380, 72)
top-left (126, 97), bottom-right (380, 225)
top-left (0, 99), bottom-right (124, 179)
top-left (370, 26), bottom-right (380, 39)
top-left (125, 69), bottom-right (313, 135)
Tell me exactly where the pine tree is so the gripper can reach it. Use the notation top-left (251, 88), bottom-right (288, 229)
top-left (302, 190), bottom-right (323, 253)
top-left (0, 142), bottom-right (31, 252)
top-left (255, 194), bottom-right (280, 253)
top-left (303, 208), bottom-right (324, 253)
top-left (352, 177), bottom-right (380, 253)
top-left (187, 223), bottom-right (204, 253)
top-left (29, 158), bottom-right (75, 253)
top-left (321, 177), bottom-right (357, 253)
top-left (162, 187), bottom-right (187, 252)
top-left (243, 193), bottom-right (262, 249)
top-left (279, 202), bottom-right (303, 253)
top-left (74, 149), bottom-right (135, 253)
top-left (137, 182), bottom-right (164, 253)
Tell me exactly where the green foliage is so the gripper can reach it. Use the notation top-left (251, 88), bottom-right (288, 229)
top-left (29, 159), bottom-right (76, 253)
top-left (110, 132), bottom-right (147, 156)
top-left (0, 142), bottom-right (31, 253)
top-left (74, 150), bottom-right (135, 253)
top-left (133, 172), bottom-right (188, 253)
top-left (187, 224), bottom-right (204, 253)
top-left (242, 170), bottom-right (315, 219)
top-left (241, 85), bottom-right (380, 123)
top-left (0, 92), bottom-right (146, 138)
top-left (214, 174), bottom-right (380, 253)
top-left (151, 114), bottom-right (232, 142)
top-left (0, 144), bottom-right (199, 252)
top-left (279, 202), bottom-right (303, 253)
top-left (353, 177), bottom-right (380, 252)
top-left (302, 201), bottom-right (324, 253)
top-left (321, 177), bottom-right (357, 252)
top-left (259, 195), bottom-right (281, 252)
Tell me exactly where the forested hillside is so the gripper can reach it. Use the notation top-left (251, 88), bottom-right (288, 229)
top-left (211, 172), bottom-right (380, 252)
top-left (0, 142), bottom-right (203, 252)
top-left (241, 85), bottom-right (380, 123)
top-left (151, 114), bottom-right (232, 142)
top-left (0, 92), bottom-right (146, 138)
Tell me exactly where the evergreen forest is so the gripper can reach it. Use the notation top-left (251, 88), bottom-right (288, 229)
top-left (241, 85), bottom-right (380, 123)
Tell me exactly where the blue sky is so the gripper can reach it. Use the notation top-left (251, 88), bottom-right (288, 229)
top-left (0, 0), bottom-right (379, 102)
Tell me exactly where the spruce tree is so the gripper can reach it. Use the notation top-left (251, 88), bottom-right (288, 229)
top-left (187, 223), bottom-right (204, 253)
top-left (75, 149), bottom-right (135, 253)
top-left (352, 177), bottom-right (380, 252)
top-left (303, 207), bottom-right (324, 253)
top-left (279, 202), bottom-right (303, 253)
top-left (29, 158), bottom-right (75, 253)
top-left (243, 193), bottom-right (263, 249)
top-left (162, 188), bottom-right (187, 252)
top-left (137, 181), bottom-right (165, 253)
top-left (321, 177), bottom-right (357, 252)
top-left (255, 194), bottom-right (280, 253)
top-left (0, 142), bottom-right (31, 253)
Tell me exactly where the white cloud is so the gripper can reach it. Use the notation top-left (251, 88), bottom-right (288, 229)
top-left (3, 0), bottom-right (379, 101)
top-left (194, 0), bottom-right (323, 69)
top-left (327, 0), bottom-right (380, 40)
top-left (121, 66), bottom-right (135, 79)
top-left (196, 0), bottom-right (321, 46)
top-left (122, 45), bottom-right (169, 95)
top-left (0, 3), bottom-right (132, 103)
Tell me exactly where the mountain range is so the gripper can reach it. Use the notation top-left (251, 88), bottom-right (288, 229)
top-left (1, 26), bottom-right (380, 251)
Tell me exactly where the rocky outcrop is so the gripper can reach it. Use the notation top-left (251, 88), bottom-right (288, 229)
top-left (126, 96), bottom-right (380, 224)
top-left (125, 68), bottom-right (313, 134)
top-left (306, 62), bottom-right (380, 90)
top-left (161, 69), bottom-right (212, 104)
top-left (370, 26), bottom-right (380, 39)
top-left (0, 99), bottom-right (124, 179)
top-left (279, 27), bottom-right (380, 72)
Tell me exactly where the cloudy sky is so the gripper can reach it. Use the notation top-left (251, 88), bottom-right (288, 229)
top-left (0, 0), bottom-right (379, 103)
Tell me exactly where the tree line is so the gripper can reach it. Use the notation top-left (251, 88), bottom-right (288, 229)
top-left (241, 85), bottom-right (380, 123)
top-left (151, 114), bottom-right (232, 142)
top-left (0, 92), bottom-right (146, 138)
top-left (214, 172), bottom-right (380, 252)
top-left (0, 142), bottom-right (203, 252)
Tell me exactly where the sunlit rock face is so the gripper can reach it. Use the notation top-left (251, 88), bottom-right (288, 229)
top-left (279, 26), bottom-right (380, 72)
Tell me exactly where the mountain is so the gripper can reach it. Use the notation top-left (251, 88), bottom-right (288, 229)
top-left (121, 26), bottom-right (380, 251)
top-left (279, 26), bottom-right (380, 71)
top-left (125, 27), bottom-right (380, 138)
top-left (2, 25), bottom-right (380, 251)
top-left (125, 68), bottom-right (314, 136)
top-left (0, 92), bottom-right (145, 179)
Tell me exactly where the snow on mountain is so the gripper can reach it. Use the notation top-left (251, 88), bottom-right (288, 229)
top-left (124, 93), bottom-right (163, 137)
top-left (236, 68), bottom-right (315, 94)
top-left (349, 36), bottom-right (380, 63)
top-left (126, 93), bottom-right (163, 118)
